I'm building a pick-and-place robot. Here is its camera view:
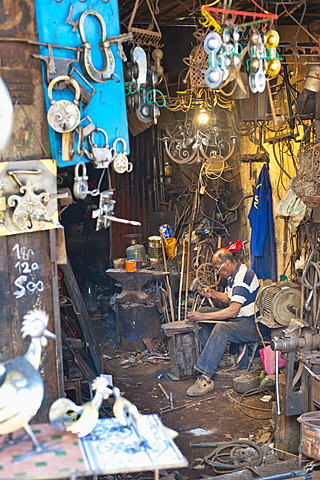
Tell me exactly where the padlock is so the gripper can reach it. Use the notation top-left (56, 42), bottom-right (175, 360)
top-left (112, 138), bottom-right (133, 174)
top-left (73, 161), bottom-right (88, 200)
top-left (88, 128), bottom-right (114, 169)
top-left (47, 75), bottom-right (81, 133)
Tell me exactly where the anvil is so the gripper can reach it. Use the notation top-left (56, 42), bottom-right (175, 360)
top-left (106, 269), bottom-right (169, 304)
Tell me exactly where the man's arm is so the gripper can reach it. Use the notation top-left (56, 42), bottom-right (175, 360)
top-left (200, 288), bottom-right (229, 305)
top-left (187, 301), bottom-right (242, 322)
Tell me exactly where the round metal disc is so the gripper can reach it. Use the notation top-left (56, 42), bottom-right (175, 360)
top-left (204, 32), bottom-right (222, 54)
top-left (273, 287), bottom-right (301, 326)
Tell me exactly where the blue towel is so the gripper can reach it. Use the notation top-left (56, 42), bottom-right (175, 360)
top-left (248, 164), bottom-right (277, 280)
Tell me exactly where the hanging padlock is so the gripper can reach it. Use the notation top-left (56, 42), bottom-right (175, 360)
top-left (73, 161), bottom-right (89, 200)
top-left (47, 75), bottom-right (81, 133)
top-left (112, 138), bottom-right (133, 174)
top-left (88, 128), bottom-right (114, 169)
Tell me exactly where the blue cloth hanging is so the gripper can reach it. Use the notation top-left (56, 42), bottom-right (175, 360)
top-left (248, 164), bottom-right (277, 280)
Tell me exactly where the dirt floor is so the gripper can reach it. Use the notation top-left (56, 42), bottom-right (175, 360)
top-left (89, 312), bottom-right (307, 479)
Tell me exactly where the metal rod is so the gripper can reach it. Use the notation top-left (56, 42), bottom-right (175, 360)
top-left (275, 350), bottom-right (281, 415)
top-left (254, 470), bottom-right (308, 480)
top-left (178, 239), bottom-right (186, 321)
top-left (157, 383), bottom-right (169, 400)
top-left (184, 223), bottom-right (192, 320)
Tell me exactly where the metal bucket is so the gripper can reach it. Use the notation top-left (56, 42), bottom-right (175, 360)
top-left (298, 411), bottom-right (320, 460)
top-left (304, 64), bottom-right (320, 92)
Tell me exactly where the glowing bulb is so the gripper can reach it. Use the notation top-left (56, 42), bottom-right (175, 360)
top-left (197, 108), bottom-right (209, 125)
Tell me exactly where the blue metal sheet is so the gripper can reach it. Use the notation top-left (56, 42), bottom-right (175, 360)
top-left (34, 0), bottom-right (129, 167)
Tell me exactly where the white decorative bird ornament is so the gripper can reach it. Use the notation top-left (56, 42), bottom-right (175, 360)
top-left (49, 375), bottom-right (114, 438)
top-left (0, 309), bottom-right (56, 457)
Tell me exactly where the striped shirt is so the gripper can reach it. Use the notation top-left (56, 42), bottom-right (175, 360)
top-left (225, 262), bottom-right (259, 317)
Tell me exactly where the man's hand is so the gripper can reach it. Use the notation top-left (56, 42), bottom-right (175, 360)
top-left (187, 311), bottom-right (205, 322)
top-left (198, 287), bottom-right (214, 298)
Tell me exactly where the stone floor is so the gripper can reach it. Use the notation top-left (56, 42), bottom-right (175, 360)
top-left (88, 311), bottom-right (312, 479)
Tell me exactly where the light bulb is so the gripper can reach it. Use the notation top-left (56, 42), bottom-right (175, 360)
top-left (197, 108), bottom-right (209, 125)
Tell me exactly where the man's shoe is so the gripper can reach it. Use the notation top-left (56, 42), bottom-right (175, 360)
top-left (186, 375), bottom-right (214, 397)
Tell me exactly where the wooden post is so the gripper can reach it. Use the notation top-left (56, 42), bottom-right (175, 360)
top-left (0, 230), bottom-right (63, 422)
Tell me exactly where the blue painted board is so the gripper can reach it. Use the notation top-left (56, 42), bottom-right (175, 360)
top-left (34, 0), bottom-right (129, 167)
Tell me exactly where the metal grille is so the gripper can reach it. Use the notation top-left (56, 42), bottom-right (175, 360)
top-left (292, 142), bottom-right (320, 207)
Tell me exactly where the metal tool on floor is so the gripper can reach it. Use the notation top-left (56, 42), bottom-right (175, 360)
top-left (157, 383), bottom-right (174, 411)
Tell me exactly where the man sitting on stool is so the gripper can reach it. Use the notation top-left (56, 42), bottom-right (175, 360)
top-left (186, 248), bottom-right (260, 397)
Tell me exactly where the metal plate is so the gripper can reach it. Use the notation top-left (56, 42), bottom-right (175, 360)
top-left (0, 159), bottom-right (58, 236)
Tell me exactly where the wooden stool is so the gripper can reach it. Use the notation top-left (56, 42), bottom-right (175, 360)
top-left (162, 321), bottom-right (200, 380)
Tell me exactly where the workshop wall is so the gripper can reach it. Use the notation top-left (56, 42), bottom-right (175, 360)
top-left (0, 0), bottom-right (49, 161)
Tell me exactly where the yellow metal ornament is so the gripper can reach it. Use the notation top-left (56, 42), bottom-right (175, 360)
top-left (264, 30), bottom-right (281, 77)
top-left (266, 57), bottom-right (281, 76)
top-left (264, 30), bottom-right (280, 49)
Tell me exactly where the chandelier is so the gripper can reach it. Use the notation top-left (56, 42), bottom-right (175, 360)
top-left (162, 117), bottom-right (236, 165)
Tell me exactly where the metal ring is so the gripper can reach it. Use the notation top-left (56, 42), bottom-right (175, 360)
top-left (47, 75), bottom-right (81, 104)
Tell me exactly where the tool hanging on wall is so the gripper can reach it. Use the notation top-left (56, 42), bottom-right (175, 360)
top-left (127, 0), bottom-right (162, 47)
top-left (68, 65), bottom-right (97, 107)
top-left (33, 46), bottom-right (79, 86)
top-left (124, 60), bottom-right (140, 112)
top-left (92, 189), bottom-right (141, 230)
top-left (152, 48), bottom-right (164, 77)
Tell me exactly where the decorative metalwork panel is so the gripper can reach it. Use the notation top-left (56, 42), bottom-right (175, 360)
top-left (292, 142), bottom-right (320, 207)
top-left (0, 159), bottom-right (58, 236)
top-left (80, 416), bottom-right (188, 473)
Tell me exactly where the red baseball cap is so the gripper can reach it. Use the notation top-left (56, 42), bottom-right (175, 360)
top-left (227, 240), bottom-right (243, 253)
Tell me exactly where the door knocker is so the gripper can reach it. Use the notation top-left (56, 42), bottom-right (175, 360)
top-left (47, 75), bottom-right (81, 133)
top-left (79, 10), bottom-right (116, 83)
top-left (112, 138), bottom-right (133, 174)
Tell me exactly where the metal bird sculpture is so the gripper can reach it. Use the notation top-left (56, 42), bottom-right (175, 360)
top-left (49, 376), bottom-right (114, 438)
top-left (50, 379), bottom-right (177, 444)
top-left (113, 395), bottom-right (178, 444)
top-left (0, 309), bottom-right (56, 456)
